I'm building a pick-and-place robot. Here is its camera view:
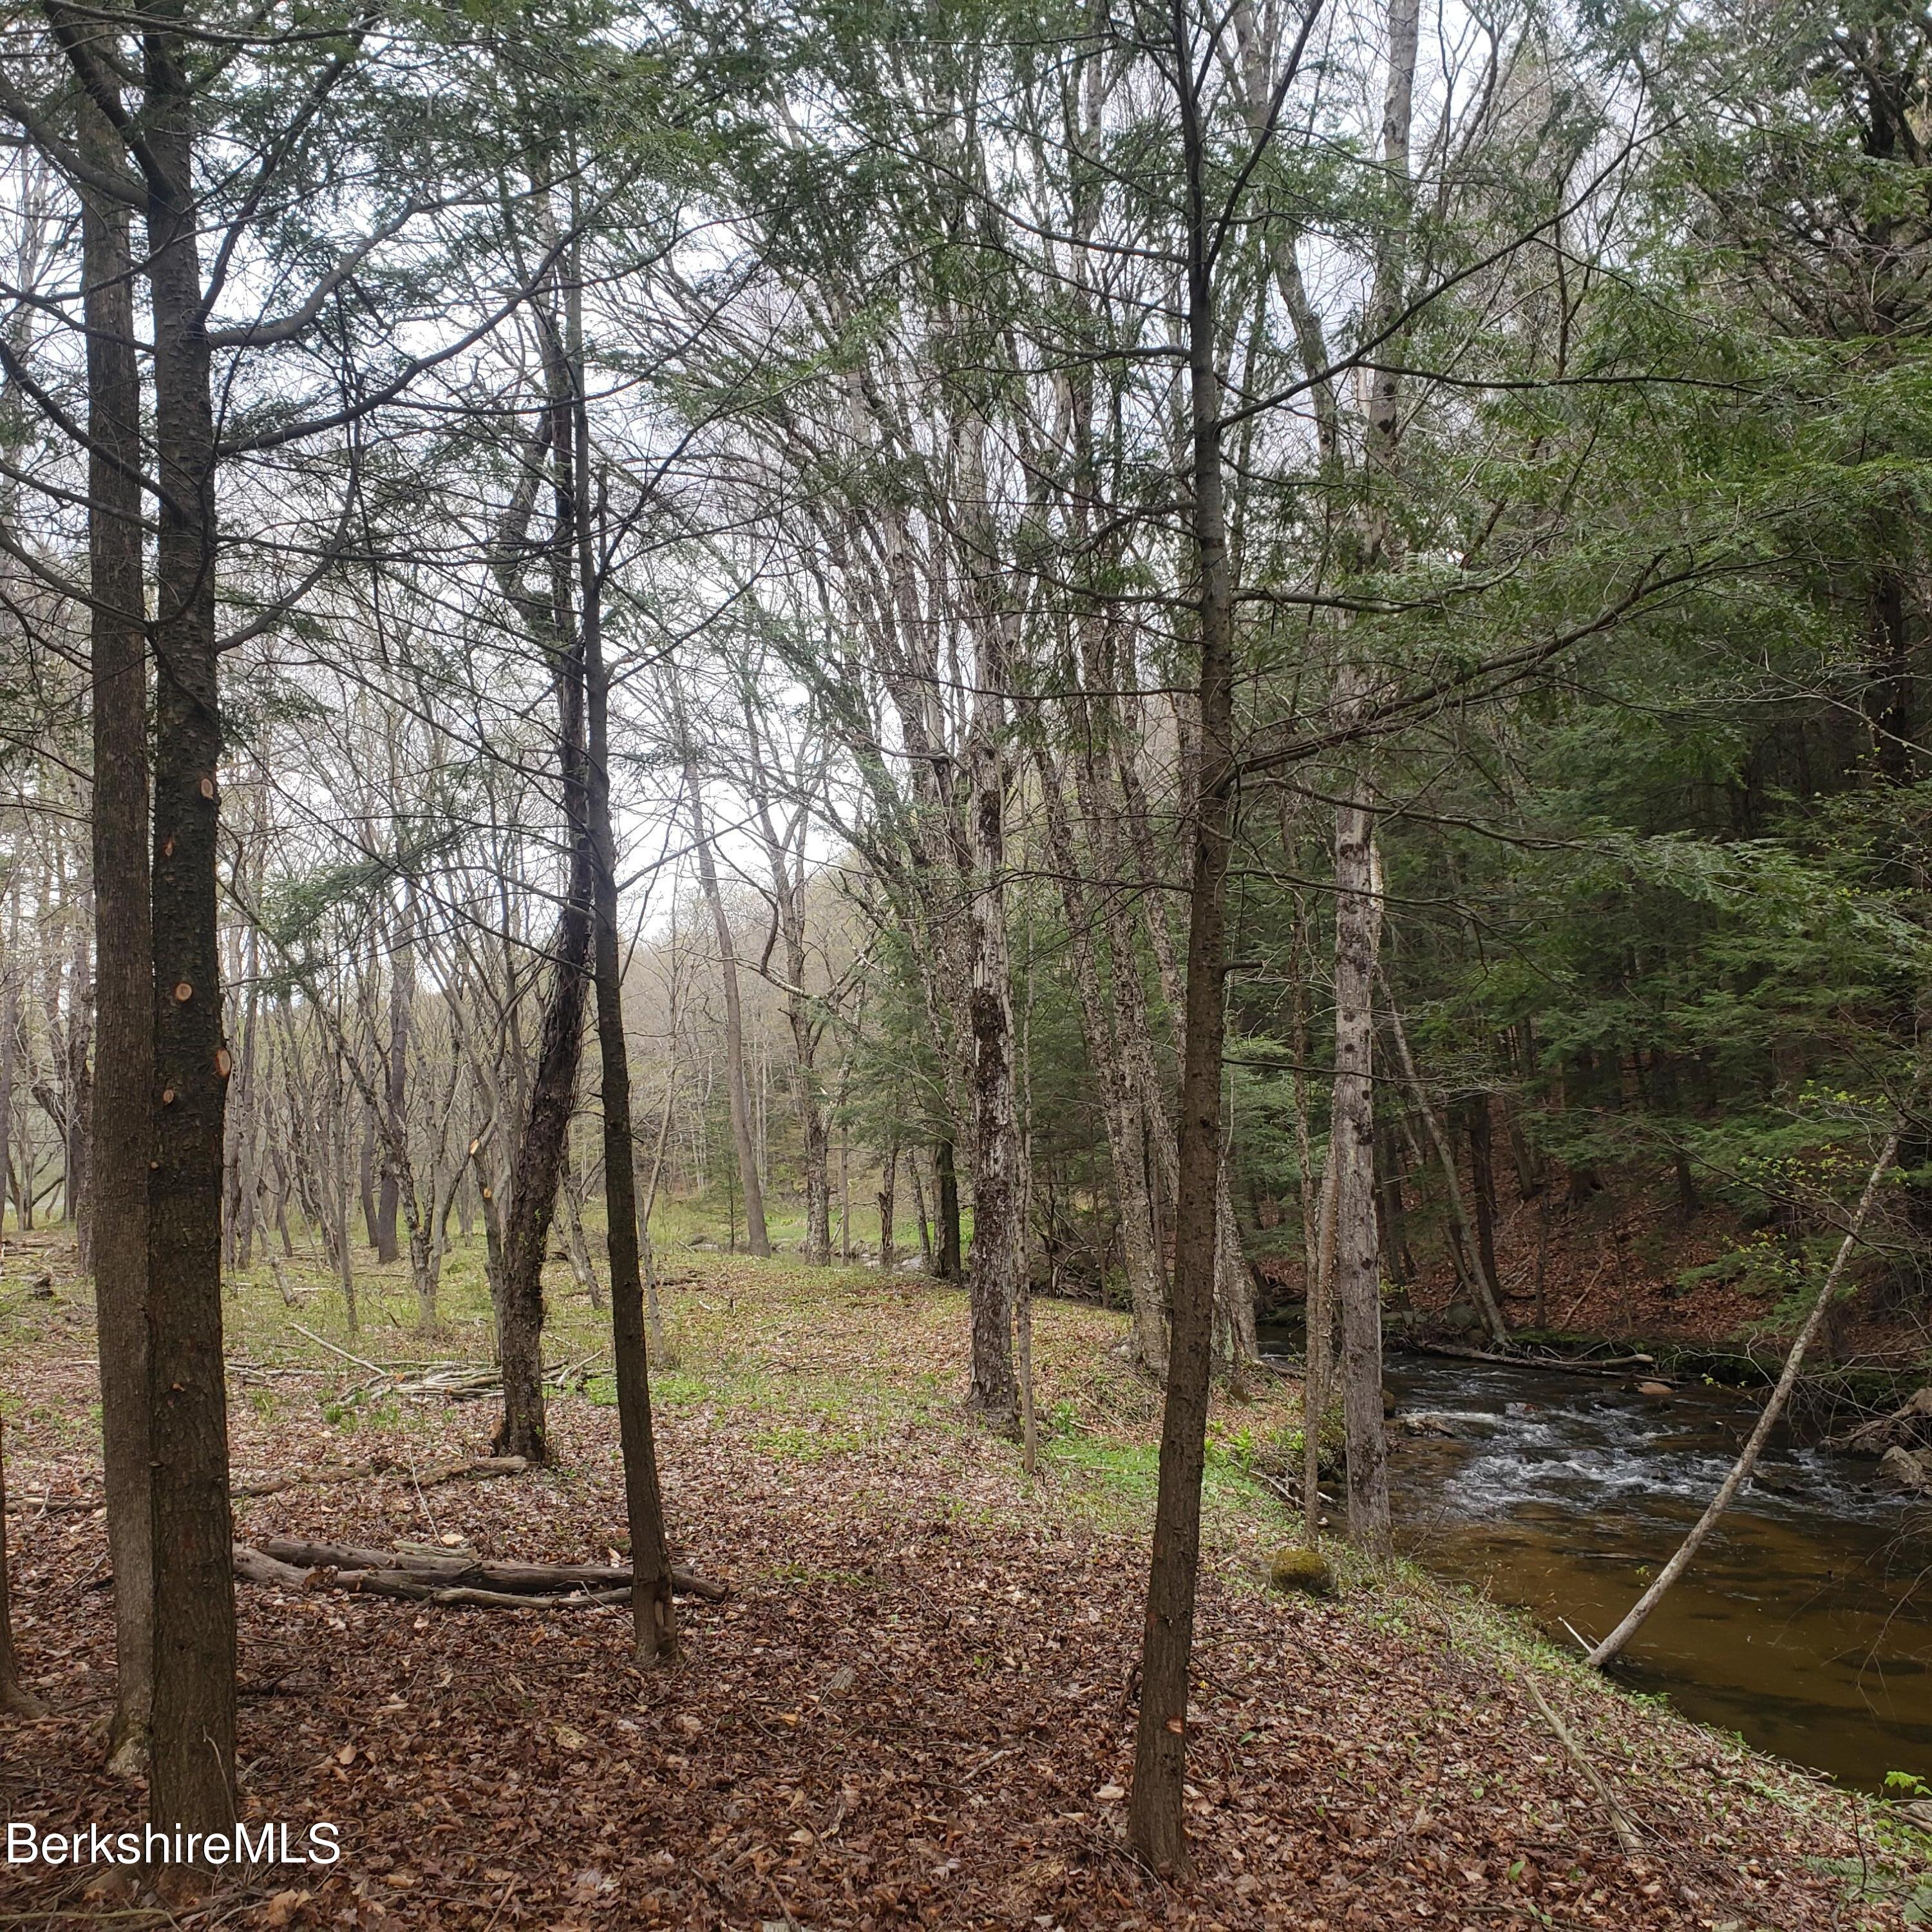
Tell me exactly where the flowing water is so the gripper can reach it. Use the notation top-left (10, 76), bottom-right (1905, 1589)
top-left (1287, 1343), bottom-right (1932, 1790)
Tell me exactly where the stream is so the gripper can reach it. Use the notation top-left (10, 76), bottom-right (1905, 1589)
top-left (1291, 1343), bottom-right (1932, 1790)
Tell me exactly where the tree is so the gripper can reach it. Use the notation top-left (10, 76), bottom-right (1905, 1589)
top-left (0, 1414), bottom-right (46, 1717)
top-left (75, 70), bottom-right (152, 1774)
top-left (1127, 0), bottom-right (1273, 1868)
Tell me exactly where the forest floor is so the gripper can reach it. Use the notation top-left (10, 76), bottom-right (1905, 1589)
top-left (1, 1232), bottom-right (1926, 1930)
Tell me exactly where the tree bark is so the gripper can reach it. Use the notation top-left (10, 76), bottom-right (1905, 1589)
top-left (66, 918), bottom-right (94, 1266)
top-left (358, 1121), bottom-right (377, 1251)
top-left (79, 75), bottom-right (153, 1770)
top-left (81, 78), bottom-right (155, 1774)
top-left (877, 1142), bottom-right (896, 1273)
top-left (1303, 1111), bottom-right (1340, 1542)
top-left (492, 288), bottom-right (594, 1466)
top-left (374, 890), bottom-right (413, 1265)
top-left (963, 627), bottom-right (1021, 1426)
top-left (1213, 1164), bottom-right (1258, 1381)
top-left (143, 30), bottom-right (238, 1843)
top-left (0, 1415), bottom-right (46, 1716)
top-left (934, 1139), bottom-right (962, 1281)
top-left (1332, 811), bottom-right (1389, 1551)
top-left (1127, 35), bottom-right (1240, 1870)
top-left (579, 379), bottom-right (676, 1665)
top-left (0, 930), bottom-right (14, 1247)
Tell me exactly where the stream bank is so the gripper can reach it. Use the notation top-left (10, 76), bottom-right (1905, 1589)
top-left (1359, 1343), bottom-right (1932, 1790)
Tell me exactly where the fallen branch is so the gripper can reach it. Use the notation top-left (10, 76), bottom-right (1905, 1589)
top-left (1521, 1674), bottom-right (1643, 1855)
top-left (1587, 1116), bottom-right (1904, 1670)
top-left (290, 1322), bottom-right (387, 1377)
top-left (286, 1327), bottom-right (603, 1404)
top-left (1403, 1341), bottom-right (1665, 1381)
top-left (234, 1538), bottom-right (728, 1607)
top-left (258, 1537), bottom-right (626, 1591)
top-left (1829, 1386), bottom-right (1932, 1457)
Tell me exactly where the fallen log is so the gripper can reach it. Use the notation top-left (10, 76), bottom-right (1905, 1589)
top-left (259, 1537), bottom-right (631, 1592)
top-left (234, 1545), bottom-right (625, 1611)
top-left (4, 1492), bottom-right (100, 1515)
top-left (1402, 1341), bottom-right (1671, 1383)
top-left (234, 1539), bottom-right (728, 1607)
top-left (233, 1455), bottom-right (527, 1499)
top-left (1829, 1386), bottom-right (1932, 1457)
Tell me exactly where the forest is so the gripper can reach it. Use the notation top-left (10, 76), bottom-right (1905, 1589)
top-left (3, 0), bottom-right (1932, 1924)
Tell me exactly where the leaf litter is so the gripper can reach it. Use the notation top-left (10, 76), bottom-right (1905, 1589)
top-left (0, 1259), bottom-right (1916, 1929)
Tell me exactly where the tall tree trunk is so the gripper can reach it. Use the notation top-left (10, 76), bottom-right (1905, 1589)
top-left (66, 918), bottom-right (93, 1267)
top-left (1332, 811), bottom-right (1389, 1550)
top-left (682, 758), bottom-right (769, 1258)
top-left (493, 299), bottom-right (594, 1467)
top-left (374, 892), bottom-right (413, 1265)
top-left (81, 82), bottom-right (154, 1773)
top-left (1128, 41), bottom-right (1240, 1869)
top-left (358, 1124), bottom-right (377, 1251)
top-left (963, 623), bottom-right (1021, 1426)
top-left (1321, 0), bottom-right (1420, 1557)
top-left (877, 1143), bottom-right (896, 1273)
top-left (0, 934), bottom-right (14, 1248)
top-left (578, 365), bottom-right (676, 1665)
top-left (143, 33), bottom-right (237, 1845)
